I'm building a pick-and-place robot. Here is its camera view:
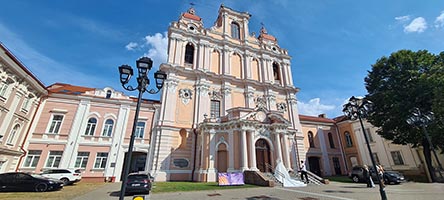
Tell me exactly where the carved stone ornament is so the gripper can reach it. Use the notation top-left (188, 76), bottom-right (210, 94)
top-left (209, 90), bottom-right (222, 101)
top-left (255, 96), bottom-right (267, 109)
top-left (179, 88), bottom-right (193, 105)
top-left (277, 102), bottom-right (287, 112)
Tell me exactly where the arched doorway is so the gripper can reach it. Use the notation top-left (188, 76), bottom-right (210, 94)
top-left (255, 139), bottom-right (271, 172)
top-left (216, 143), bottom-right (228, 172)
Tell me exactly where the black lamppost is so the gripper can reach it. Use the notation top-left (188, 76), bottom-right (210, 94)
top-left (118, 57), bottom-right (166, 200)
top-left (406, 108), bottom-right (443, 182)
top-left (343, 96), bottom-right (387, 200)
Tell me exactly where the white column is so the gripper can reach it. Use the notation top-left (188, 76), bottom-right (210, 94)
top-left (174, 40), bottom-right (183, 66)
top-left (275, 133), bottom-right (283, 163)
top-left (222, 83), bottom-right (232, 115)
top-left (249, 131), bottom-right (258, 170)
top-left (228, 131), bottom-right (234, 172)
top-left (208, 130), bottom-right (216, 170)
top-left (168, 38), bottom-right (176, 64)
top-left (240, 130), bottom-right (248, 170)
top-left (282, 134), bottom-right (291, 170)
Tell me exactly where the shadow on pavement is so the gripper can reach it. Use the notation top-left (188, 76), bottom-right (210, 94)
top-left (341, 186), bottom-right (369, 189)
top-left (246, 195), bottom-right (281, 200)
top-left (323, 190), bottom-right (354, 193)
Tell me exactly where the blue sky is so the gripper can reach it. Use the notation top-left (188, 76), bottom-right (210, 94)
top-left (1, 0), bottom-right (443, 118)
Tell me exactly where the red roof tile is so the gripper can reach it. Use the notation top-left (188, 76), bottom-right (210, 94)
top-left (182, 13), bottom-right (201, 21)
top-left (299, 114), bottom-right (335, 123)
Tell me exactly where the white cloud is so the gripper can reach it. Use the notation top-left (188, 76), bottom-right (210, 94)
top-left (297, 98), bottom-right (336, 117)
top-left (435, 11), bottom-right (444, 28)
top-left (143, 32), bottom-right (168, 64)
top-left (125, 42), bottom-right (138, 51)
top-left (404, 17), bottom-right (427, 33)
top-left (395, 15), bottom-right (410, 22)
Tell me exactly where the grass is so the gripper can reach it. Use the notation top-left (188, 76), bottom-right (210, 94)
top-left (326, 176), bottom-right (353, 183)
top-left (0, 182), bottom-right (105, 200)
top-left (152, 182), bottom-right (258, 193)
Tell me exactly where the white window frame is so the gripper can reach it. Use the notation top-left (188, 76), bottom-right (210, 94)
top-left (23, 150), bottom-right (42, 168)
top-left (135, 121), bottom-right (146, 139)
top-left (47, 114), bottom-right (64, 134)
top-left (45, 151), bottom-right (63, 168)
top-left (94, 152), bottom-right (108, 169)
top-left (391, 151), bottom-right (405, 165)
top-left (21, 96), bottom-right (31, 112)
top-left (74, 152), bottom-right (90, 168)
top-left (6, 124), bottom-right (20, 145)
top-left (101, 119), bottom-right (114, 137)
top-left (0, 81), bottom-right (9, 98)
top-left (84, 117), bottom-right (97, 136)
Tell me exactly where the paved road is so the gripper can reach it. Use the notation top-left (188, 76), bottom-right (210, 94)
top-left (73, 181), bottom-right (444, 200)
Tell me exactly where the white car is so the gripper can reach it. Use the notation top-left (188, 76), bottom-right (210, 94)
top-left (41, 169), bottom-right (82, 185)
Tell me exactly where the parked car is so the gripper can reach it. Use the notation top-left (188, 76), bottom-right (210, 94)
top-left (0, 172), bottom-right (63, 192)
top-left (349, 166), bottom-right (405, 184)
top-left (125, 172), bottom-right (153, 195)
top-left (40, 169), bottom-right (82, 185)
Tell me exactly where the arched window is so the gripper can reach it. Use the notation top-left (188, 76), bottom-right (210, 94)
top-left (345, 131), bottom-right (353, 147)
top-left (106, 90), bottom-right (112, 99)
top-left (308, 131), bottom-right (315, 148)
top-left (84, 118), bottom-right (97, 136)
top-left (328, 132), bottom-right (335, 148)
top-left (231, 22), bottom-right (240, 39)
top-left (184, 43), bottom-right (194, 64)
top-left (6, 124), bottom-right (20, 145)
top-left (273, 62), bottom-right (280, 81)
top-left (102, 119), bottom-right (114, 137)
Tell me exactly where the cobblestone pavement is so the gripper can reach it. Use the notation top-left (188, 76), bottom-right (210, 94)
top-left (73, 181), bottom-right (444, 200)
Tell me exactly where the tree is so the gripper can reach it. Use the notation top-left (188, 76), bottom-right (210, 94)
top-left (365, 50), bottom-right (444, 182)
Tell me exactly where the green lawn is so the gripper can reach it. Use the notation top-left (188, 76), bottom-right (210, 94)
top-left (152, 182), bottom-right (258, 193)
top-left (326, 176), bottom-right (353, 183)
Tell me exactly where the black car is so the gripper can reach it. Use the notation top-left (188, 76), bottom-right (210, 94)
top-left (0, 172), bottom-right (64, 192)
top-left (349, 166), bottom-right (405, 184)
top-left (125, 173), bottom-right (152, 195)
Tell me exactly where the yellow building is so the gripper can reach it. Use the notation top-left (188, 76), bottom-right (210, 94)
top-left (151, 5), bottom-right (306, 182)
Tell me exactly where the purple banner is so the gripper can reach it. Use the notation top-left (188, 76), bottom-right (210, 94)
top-left (218, 172), bottom-right (244, 186)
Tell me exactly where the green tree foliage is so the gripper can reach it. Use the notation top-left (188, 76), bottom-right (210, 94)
top-left (365, 49), bottom-right (444, 148)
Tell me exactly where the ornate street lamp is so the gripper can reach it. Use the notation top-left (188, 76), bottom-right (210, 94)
top-left (406, 108), bottom-right (443, 182)
top-left (118, 57), bottom-right (166, 200)
top-left (343, 96), bottom-right (387, 200)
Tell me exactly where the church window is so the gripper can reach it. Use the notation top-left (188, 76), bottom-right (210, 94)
top-left (273, 62), bottom-right (280, 81)
top-left (210, 100), bottom-right (221, 118)
top-left (185, 43), bottom-right (194, 64)
top-left (231, 22), bottom-right (240, 39)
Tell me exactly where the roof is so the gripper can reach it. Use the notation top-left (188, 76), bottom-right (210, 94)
top-left (333, 115), bottom-right (349, 123)
top-left (299, 114), bottom-right (336, 123)
top-left (47, 83), bottom-right (94, 95)
top-left (182, 12), bottom-right (201, 21)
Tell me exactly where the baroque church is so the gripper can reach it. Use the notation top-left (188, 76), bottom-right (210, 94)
top-left (152, 5), bottom-right (306, 181)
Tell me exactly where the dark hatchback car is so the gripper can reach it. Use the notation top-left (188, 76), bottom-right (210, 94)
top-left (349, 166), bottom-right (405, 184)
top-left (125, 173), bottom-right (153, 195)
top-left (0, 172), bottom-right (64, 192)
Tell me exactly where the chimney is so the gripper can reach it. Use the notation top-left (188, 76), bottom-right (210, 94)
top-left (318, 114), bottom-right (327, 118)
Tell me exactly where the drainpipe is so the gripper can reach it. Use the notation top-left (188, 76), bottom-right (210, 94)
top-left (191, 128), bottom-right (198, 181)
top-left (16, 95), bottom-right (47, 171)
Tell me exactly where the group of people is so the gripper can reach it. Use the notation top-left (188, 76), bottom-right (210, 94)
top-left (363, 164), bottom-right (385, 188)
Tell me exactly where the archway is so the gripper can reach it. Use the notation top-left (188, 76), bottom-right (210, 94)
top-left (216, 143), bottom-right (228, 172)
top-left (255, 139), bottom-right (271, 172)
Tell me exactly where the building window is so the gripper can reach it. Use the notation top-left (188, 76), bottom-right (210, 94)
top-left (210, 100), bottom-right (221, 118)
top-left (6, 124), bottom-right (20, 145)
top-left (23, 150), bottom-right (42, 168)
top-left (345, 132), bottom-right (353, 147)
top-left (106, 90), bottom-right (112, 99)
top-left (328, 132), bottom-right (335, 149)
top-left (365, 128), bottom-right (374, 142)
top-left (102, 119), bottom-right (114, 137)
top-left (84, 118), bottom-right (97, 136)
top-left (135, 121), bottom-right (145, 139)
top-left (273, 62), bottom-right (280, 81)
top-left (185, 43), bottom-right (194, 64)
top-left (21, 97), bottom-right (31, 111)
top-left (391, 151), bottom-right (404, 165)
top-left (231, 22), bottom-right (240, 39)
top-left (94, 152), bottom-right (108, 169)
top-left (48, 115), bottom-right (64, 134)
top-left (0, 82), bottom-right (9, 97)
top-left (373, 153), bottom-right (380, 165)
top-left (45, 151), bottom-right (63, 168)
top-left (75, 152), bottom-right (89, 168)
top-left (308, 131), bottom-right (315, 148)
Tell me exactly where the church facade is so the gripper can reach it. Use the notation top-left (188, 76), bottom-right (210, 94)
top-left (151, 5), bottom-right (306, 181)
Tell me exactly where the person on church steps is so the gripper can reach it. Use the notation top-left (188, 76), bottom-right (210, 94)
top-left (300, 160), bottom-right (309, 183)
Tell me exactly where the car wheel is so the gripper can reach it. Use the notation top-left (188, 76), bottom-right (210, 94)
top-left (35, 183), bottom-right (48, 192)
top-left (352, 175), bottom-right (360, 183)
top-left (61, 178), bottom-right (70, 186)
